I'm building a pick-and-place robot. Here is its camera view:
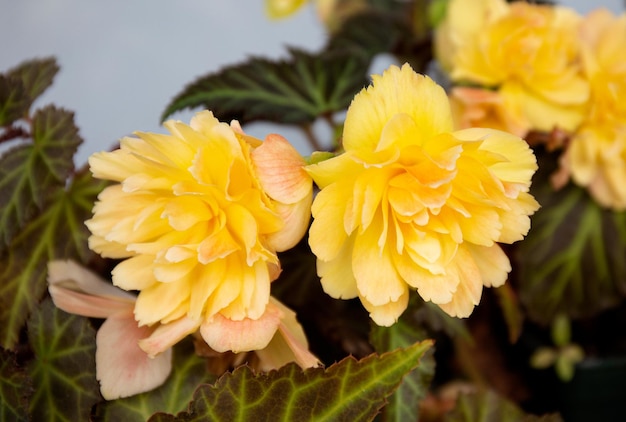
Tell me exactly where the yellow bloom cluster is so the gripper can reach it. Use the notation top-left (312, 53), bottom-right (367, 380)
top-left (80, 64), bottom-right (541, 391)
top-left (437, 0), bottom-right (626, 210)
top-left (87, 111), bottom-right (313, 356)
top-left (565, 9), bottom-right (626, 209)
top-left (437, 0), bottom-right (588, 134)
top-left (307, 64), bottom-right (539, 325)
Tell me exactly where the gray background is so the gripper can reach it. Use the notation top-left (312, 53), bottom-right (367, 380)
top-left (1, 1), bottom-right (622, 163)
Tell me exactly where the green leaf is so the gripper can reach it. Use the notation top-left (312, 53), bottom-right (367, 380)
top-left (414, 301), bottom-right (472, 343)
top-left (494, 284), bottom-right (524, 344)
top-left (516, 156), bottom-right (626, 324)
top-left (0, 74), bottom-right (30, 126)
top-left (0, 105), bottom-right (82, 248)
top-left (444, 389), bottom-right (562, 422)
top-left (326, 10), bottom-right (412, 60)
top-left (6, 57), bottom-right (59, 106)
top-left (162, 48), bottom-right (368, 125)
top-left (369, 304), bottom-right (435, 422)
top-left (92, 338), bottom-right (217, 421)
top-left (0, 348), bottom-right (32, 421)
top-left (150, 340), bottom-right (433, 422)
top-left (0, 170), bottom-right (105, 349)
top-left (27, 298), bottom-right (101, 421)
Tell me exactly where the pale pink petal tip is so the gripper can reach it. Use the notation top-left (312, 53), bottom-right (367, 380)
top-left (47, 260), bottom-right (135, 319)
top-left (96, 314), bottom-right (172, 399)
top-left (200, 304), bottom-right (283, 354)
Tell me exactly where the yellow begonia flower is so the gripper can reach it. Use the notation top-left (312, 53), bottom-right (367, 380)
top-left (306, 64), bottom-right (539, 325)
top-left (447, 1), bottom-right (589, 133)
top-left (557, 9), bottom-right (626, 210)
top-left (265, 0), bottom-right (308, 19)
top-left (86, 111), bottom-right (316, 370)
top-left (433, 0), bottom-right (508, 74)
top-left (265, 0), bottom-right (361, 31)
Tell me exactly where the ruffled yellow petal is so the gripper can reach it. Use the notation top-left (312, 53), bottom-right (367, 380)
top-left (343, 64), bottom-right (453, 154)
top-left (317, 236), bottom-right (359, 300)
top-left (359, 286), bottom-right (409, 327)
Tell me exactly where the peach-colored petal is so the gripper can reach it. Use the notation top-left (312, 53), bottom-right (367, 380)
top-left (96, 313), bottom-right (172, 399)
top-left (254, 297), bottom-right (319, 371)
top-left (265, 188), bottom-right (313, 252)
top-left (251, 133), bottom-right (312, 204)
top-left (200, 303), bottom-right (282, 353)
top-left (48, 286), bottom-right (134, 319)
top-left (138, 316), bottom-right (201, 358)
top-left (47, 260), bottom-right (136, 318)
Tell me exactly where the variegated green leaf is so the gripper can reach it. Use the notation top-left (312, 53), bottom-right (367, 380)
top-left (27, 298), bottom-right (101, 422)
top-left (0, 348), bottom-right (32, 422)
top-left (369, 301), bottom-right (436, 422)
top-left (444, 389), bottom-right (562, 422)
top-left (6, 57), bottom-right (59, 106)
top-left (0, 170), bottom-right (105, 349)
top-left (516, 153), bottom-right (626, 324)
top-left (0, 105), bottom-right (81, 248)
top-left (0, 75), bottom-right (29, 126)
top-left (162, 49), bottom-right (368, 126)
top-left (150, 340), bottom-right (433, 422)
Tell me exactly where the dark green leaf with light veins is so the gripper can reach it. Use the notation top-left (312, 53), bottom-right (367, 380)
top-left (0, 348), bottom-right (32, 422)
top-left (444, 389), bottom-right (562, 422)
top-left (150, 340), bottom-right (433, 422)
top-left (7, 57), bottom-right (59, 106)
top-left (369, 296), bottom-right (435, 422)
top-left (326, 10), bottom-right (412, 60)
top-left (0, 75), bottom-right (30, 126)
top-left (162, 48), bottom-right (368, 125)
top-left (27, 298), bottom-right (101, 421)
top-left (0, 105), bottom-right (82, 248)
top-left (92, 338), bottom-right (217, 422)
top-left (516, 152), bottom-right (626, 324)
top-left (0, 170), bottom-right (105, 349)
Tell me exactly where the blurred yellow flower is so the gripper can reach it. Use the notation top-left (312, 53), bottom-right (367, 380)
top-left (87, 111), bottom-right (314, 357)
top-left (444, 0), bottom-right (588, 133)
top-left (265, 0), bottom-right (309, 19)
top-left (578, 8), bottom-right (626, 124)
top-left (265, 0), bottom-right (364, 31)
top-left (565, 123), bottom-right (626, 210)
top-left (579, 8), bottom-right (626, 208)
top-left (555, 9), bottom-right (626, 210)
top-left (306, 64), bottom-right (539, 325)
top-left (433, 0), bottom-right (507, 73)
